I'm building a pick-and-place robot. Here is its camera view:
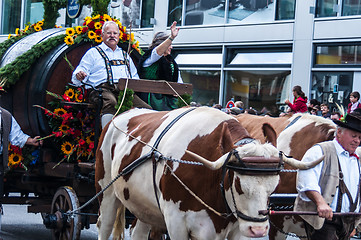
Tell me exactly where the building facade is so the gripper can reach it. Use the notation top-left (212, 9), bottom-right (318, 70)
top-left (1, 0), bottom-right (361, 115)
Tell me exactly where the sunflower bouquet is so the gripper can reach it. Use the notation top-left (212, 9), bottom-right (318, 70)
top-left (8, 144), bottom-right (40, 171)
top-left (36, 85), bottom-right (97, 166)
top-left (64, 14), bottom-right (142, 54)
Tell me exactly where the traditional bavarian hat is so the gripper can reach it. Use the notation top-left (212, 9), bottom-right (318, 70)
top-left (334, 112), bottom-right (361, 133)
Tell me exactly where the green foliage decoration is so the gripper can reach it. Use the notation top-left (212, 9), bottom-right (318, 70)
top-left (91, 0), bottom-right (110, 16)
top-left (176, 94), bottom-right (192, 108)
top-left (42, 0), bottom-right (67, 29)
top-left (115, 89), bottom-right (134, 114)
top-left (0, 35), bottom-right (28, 61)
top-left (0, 34), bottom-right (66, 88)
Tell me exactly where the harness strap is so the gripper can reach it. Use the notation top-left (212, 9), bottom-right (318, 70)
top-left (95, 47), bottom-right (131, 85)
top-left (336, 160), bottom-right (361, 212)
top-left (95, 46), bottom-right (114, 85)
top-left (151, 108), bottom-right (196, 211)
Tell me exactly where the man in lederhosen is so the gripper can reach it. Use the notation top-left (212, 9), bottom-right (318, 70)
top-left (72, 21), bottom-right (150, 128)
top-left (294, 112), bottom-right (361, 240)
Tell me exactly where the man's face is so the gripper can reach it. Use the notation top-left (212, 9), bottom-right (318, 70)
top-left (321, 105), bottom-right (329, 114)
top-left (337, 128), bottom-right (361, 154)
top-left (102, 24), bottom-right (119, 50)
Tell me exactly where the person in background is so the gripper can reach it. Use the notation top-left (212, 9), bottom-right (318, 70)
top-left (320, 103), bottom-right (331, 119)
top-left (71, 21), bottom-right (147, 128)
top-left (285, 85), bottom-right (308, 113)
top-left (347, 91), bottom-right (361, 114)
top-left (234, 101), bottom-right (244, 112)
top-left (308, 99), bottom-right (320, 112)
top-left (310, 105), bottom-right (321, 116)
top-left (137, 21), bottom-right (182, 111)
top-left (0, 87), bottom-right (43, 212)
top-left (294, 112), bottom-right (361, 240)
top-left (330, 111), bottom-right (341, 121)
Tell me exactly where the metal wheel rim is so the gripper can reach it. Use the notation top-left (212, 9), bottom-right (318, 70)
top-left (51, 186), bottom-right (81, 240)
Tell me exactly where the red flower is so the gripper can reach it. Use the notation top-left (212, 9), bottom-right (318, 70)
top-left (53, 131), bottom-right (63, 137)
top-left (62, 94), bottom-right (71, 102)
top-left (11, 145), bottom-right (22, 154)
top-left (87, 21), bottom-right (95, 29)
top-left (100, 20), bottom-right (104, 25)
top-left (95, 29), bottom-right (102, 35)
top-left (78, 139), bottom-right (86, 146)
top-left (82, 27), bottom-right (88, 33)
top-left (66, 128), bottom-right (75, 135)
top-left (74, 130), bottom-right (81, 138)
top-left (76, 111), bottom-right (83, 119)
top-left (100, 16), bottom-right (104, 20)
top-left (88, 142), bottom-right (94, 150)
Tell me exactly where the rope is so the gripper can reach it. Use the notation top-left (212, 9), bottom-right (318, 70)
top-left (164, 161), bottom-right (231, 218)
top-left (164, 81), bottom-right (188, 106)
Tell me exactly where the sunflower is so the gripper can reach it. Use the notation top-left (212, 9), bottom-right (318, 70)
top-left (64, 35), bottom-right (74, 45)
top-left (88, 31), bottom-right (96, 39)
top-left (53, 108), bottom-right (67, 116)
top-left (86, 132), bottom-right (95, 144)
top-left (38, 20), bottom-right (44, 26)
top-left (66, 27), bottom-right (75, 36)
top-left (92, 14), bottom-right (100, 20)
top-left (94, 22), bottom-right (102, 30)
top-left (59, 124), bottom-right (70, 133)
top-left (130, 32), bottom-right (134, 42)
top-left (64, 88), bottom-right (75, 99)
top-left (61, 141), bottom-right (74, 155)
top-left (94, 35), bottom-right (102, 43)
top-left (74, 93), bottom-right (84, 102)
top-left (25, 25), bottom-right (29, 32)
top-left (8, 34), bottom-right (12, 39)
top-left (119, 31), bottom-right (123, 40)
top-left (34, 24), bottom-right (42, 32)
top-left (104, 14), bottom-right (112, 22)
top-left (75, 26), bottom-right (83, 34)
top-left (15, 28), bottom-right (20, 35)
top-left (8, 153), bottom-right (23, 167)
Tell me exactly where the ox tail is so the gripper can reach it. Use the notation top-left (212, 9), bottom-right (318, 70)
top-left (112, 204), bottom-right (126, 240)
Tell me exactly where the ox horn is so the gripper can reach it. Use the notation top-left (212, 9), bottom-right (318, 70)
top-left (185, 150), bottom-right (231, 170)
top-left (282, 155), bottom-right (324, 170)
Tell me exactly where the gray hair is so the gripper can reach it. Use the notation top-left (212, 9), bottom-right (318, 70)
top-left (149, 31), bottom-right (169, 49)
top-left (102, 21), bottom-right (119, 33)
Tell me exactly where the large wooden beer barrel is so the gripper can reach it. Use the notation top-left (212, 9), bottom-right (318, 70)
top-left (0, 29), bottom-right (141, 139)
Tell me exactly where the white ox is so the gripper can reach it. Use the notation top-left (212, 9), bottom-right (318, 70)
top-left (95, 107), bottom-right (321, 240)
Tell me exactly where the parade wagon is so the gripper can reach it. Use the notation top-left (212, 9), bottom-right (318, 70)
top-left (0, 27), bottom-right (192, 240)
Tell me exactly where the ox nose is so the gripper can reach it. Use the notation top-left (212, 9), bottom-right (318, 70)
top-left (249, 226), bottom-right (268, 238)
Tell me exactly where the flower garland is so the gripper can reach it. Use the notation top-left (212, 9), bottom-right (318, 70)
top-left (0, 34), bottom-right (65, 88)
top-left (0, 20), bottom-right (61, 62)
top-left (64, 14), bottom-right (142, 54)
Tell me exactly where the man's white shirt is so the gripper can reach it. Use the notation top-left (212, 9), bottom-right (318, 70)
top-left (71, 42), bottom-right (139, 88)
top-left (297, 139), bottom-right (361, 212)
top-left (0, 109), bottom-right (29, 154)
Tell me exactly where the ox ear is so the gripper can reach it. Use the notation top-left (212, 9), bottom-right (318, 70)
top-left (262, 123), bottom-right (277, 147)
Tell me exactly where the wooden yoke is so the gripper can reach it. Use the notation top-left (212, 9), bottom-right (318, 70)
top-left (117, 78), bottom-right (193, 95)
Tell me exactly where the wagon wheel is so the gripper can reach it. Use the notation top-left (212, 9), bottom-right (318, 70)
top-left (51, 186), bottom-right (81, 240)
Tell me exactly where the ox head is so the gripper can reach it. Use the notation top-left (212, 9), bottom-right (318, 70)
top-left (186, 141), bottom-right (323, 238)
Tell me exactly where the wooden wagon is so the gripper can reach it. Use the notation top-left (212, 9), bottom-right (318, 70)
top-left (0, 28), bottom-right (192, 240)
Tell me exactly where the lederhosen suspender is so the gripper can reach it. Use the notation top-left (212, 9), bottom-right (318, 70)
top-left (94, 46), bottom-right (131, 85)
top-left (336, 160), bottom-right (361, 212)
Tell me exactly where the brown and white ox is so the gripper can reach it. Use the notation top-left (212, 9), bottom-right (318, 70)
top-left (237, 113), bottom-right (337, 239)
top-left (95, 107), bottom-right (319, 240)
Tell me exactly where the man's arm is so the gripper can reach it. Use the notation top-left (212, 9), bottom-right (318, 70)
top-left (305, 190), bottom-right (333, 220)
top-left (71, 49), bottom-right (95, 86)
